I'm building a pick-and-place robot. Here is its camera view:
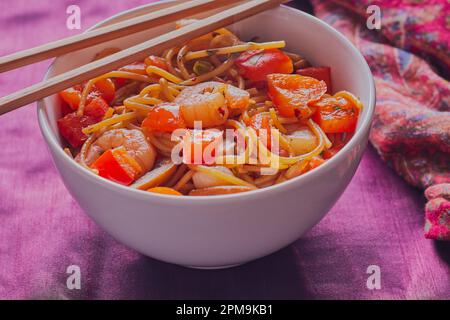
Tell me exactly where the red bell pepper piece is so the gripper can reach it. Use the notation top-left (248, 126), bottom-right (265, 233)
top-left (91, 148), bottom-right (142, 186)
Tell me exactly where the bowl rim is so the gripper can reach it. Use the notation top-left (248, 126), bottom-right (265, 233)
top-left (37, 1), bottom-right (376, 205)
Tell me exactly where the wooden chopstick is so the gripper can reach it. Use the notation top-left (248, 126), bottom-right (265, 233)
top-left (0, 0), bottom-right (288, 116)
top-left (0, 0), bottom-right (243, 73)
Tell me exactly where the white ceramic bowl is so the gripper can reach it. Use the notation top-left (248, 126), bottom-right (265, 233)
top-left (38, 1), bottom-right (375, 268)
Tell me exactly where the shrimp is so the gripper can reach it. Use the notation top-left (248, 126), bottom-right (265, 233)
top-left (175, 81), bottom-right (250, 128)
top-left (85, 129), bottom-right (156, 174)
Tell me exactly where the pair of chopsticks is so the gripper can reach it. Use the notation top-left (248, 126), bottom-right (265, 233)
top-left (0, 0), bottom-right (289, 116)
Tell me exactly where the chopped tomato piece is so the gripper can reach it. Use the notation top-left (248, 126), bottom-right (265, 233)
top-left (182, 129), bottom-right (223, 164)
top-left (58, 97), bottom-right (110, 147)
top-left (249, 113), bottom-right (272, 148)
top-left (59, 79), bottom-right (115, 110)
top-left (236, 49), bottom-right (293, 82)
top-left (144, 55), bottom-right (168, 71)
top-left (93, 78), bottom-right (115, 103)
top-left (147, 187), bottom-right (183, 196)
top-left (59, 85), bottom-right (83, 110)
top-left (57, 112), bottom-right (96, 148)
top-left (311, 95), bottom-right (359, 133)
top-left (296, 67), bottom-right (332, 94)
top-left (267, 74), bottom-right (327, 118)
top-left (60, 101), bottom-right (73, 117)
top-left (84, 97), bottom-right (109, 122)
top-left (91, 148), bottom-right (142, 186)
top-left (141, 103), bottom-right (186, 133)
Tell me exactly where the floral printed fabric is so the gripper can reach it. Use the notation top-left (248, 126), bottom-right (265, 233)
top-left (311, 0), bottom-right (450, 240)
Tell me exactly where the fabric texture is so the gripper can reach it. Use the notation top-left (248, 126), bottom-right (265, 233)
top-left (333, 0), bottom-right (450, 72)
top-left (0, 0), bottom-right (449, 300)
top-left (312, 0), bottom-right (450, 240)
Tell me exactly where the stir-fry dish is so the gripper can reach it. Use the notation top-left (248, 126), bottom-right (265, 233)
top-left (57, 20), bottom-right (363, 196)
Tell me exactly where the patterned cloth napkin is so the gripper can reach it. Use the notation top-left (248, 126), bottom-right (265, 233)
top-left (311, 0), bottom-right (450, 240)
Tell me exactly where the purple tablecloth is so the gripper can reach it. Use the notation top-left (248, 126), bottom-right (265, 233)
top-left (0, 0), bottom-right (448, 300)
